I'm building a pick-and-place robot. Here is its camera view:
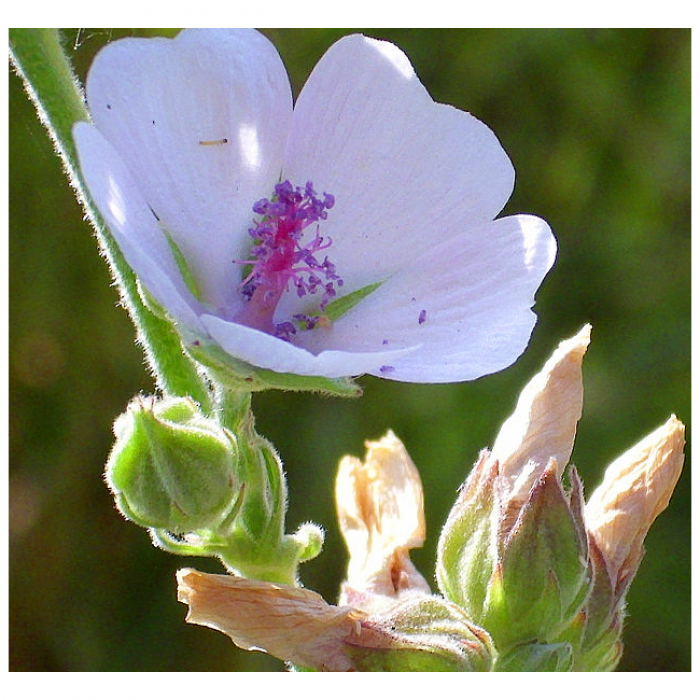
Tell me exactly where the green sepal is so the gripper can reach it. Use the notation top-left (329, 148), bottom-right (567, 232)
top-left (435, 453), bottom-right (499, 619)
top-left (484, 465), bottom-right (590, 648)
top-left (164, 230), bottom-right (203, 301)
top-left (493, 641), bottom-right (574, 672)
top-left (187, 339), bottom-right (363, 397)
top-left (436, 457), bottom-right (592, 652)
top-left (348, 596), bottom-right (494, 672)
top-left (322, 281), bottom-right (383, 321)
top-left (483, 565), bottom-right (564, 652)
top-left (572, 624), bottom-right (623, 672)
top-left (556, 536), bottom-right (624, 671)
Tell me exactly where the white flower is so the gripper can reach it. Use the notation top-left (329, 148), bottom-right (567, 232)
top-left (73, 29), bottom-right (556, 382)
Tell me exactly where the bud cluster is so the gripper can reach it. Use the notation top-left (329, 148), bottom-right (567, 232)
top-left (434, 326), bottom-right (684, 670)
top-left (174, 326), bottom-right (686, 672)
top-left (112, 326), bottom-right (683, 671)
top-left (105, 392), bottom-right (323, 584)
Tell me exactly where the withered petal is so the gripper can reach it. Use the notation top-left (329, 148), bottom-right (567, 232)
top-left (336, 431), bottom-right (429, 605)
top-left (584, 415), bottom-right (685, 587)
top-left (177, 568), bottom-right (364, 671)
top-left (491, 324), bottom-right (590, 496)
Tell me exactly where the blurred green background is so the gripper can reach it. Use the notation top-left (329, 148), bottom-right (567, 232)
top-left (9, 29), bottom-right (690, 671)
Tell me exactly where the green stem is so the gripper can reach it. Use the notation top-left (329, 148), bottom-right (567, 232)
top-left (215, 386), bottom-right (285, 536)
top-left (9, 29), bottom-right (211, 410)
top-left (212, 385), bottom-right (299, 584)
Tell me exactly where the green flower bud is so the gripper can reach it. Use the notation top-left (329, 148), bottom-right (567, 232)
top-left (106, 395), bottom-right (240, 534)
top-left (290, 522), bottom-right (325, 563)
top-left (348, 596), bottom-right (494, 672)
top-left (436, 453), bottom-right (590, 651)
top-left (436, 327), bottom-right (594, 653)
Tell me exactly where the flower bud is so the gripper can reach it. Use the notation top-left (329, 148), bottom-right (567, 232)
top-left (437, 453), bottom-right (590, 651)
top-left (437, 327), bottom-right (594, 652)
top-left (106, 395), bottom-right (240, 534)
top-left (557, 415), bottom-right (685, 671)
top-left (290, 522), bottom-right (325, 563)
top-left (435, 324), bottom-right (685, 671)
top-left (585, 415), bottom-right (685, 598)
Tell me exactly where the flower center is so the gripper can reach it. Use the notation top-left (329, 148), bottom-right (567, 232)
top-left (234, 181), bottom-right (343, 340)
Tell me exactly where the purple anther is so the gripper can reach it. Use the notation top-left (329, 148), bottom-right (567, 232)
top-left (273, 321), bottom-right (297, 340)
top-left (234, 181), bottom-right (343, 340)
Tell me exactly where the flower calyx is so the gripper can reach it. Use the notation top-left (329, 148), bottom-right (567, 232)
top-left (106, 395), bottom-right (240, 535)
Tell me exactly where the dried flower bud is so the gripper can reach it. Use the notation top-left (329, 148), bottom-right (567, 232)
top-left (336, 431), bottom-right (430, 614)
top-left (491, 324), bottom-right (590, 500)
top-left (556, 416), bottom-right (684, 671)
top-left (585, 415), bottom-right (685, 596)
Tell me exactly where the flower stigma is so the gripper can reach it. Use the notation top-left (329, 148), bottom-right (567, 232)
top-left (234, 181), bottom-right (342, 340)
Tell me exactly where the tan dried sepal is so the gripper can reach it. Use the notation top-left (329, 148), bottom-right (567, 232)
top-left (176, 568), bottom-right (366, 671)
top-left (491, 324), bottom-right (590, 501)
top-left (584, 415), bottom-right (685, 589)
top-left (336, 430), bottom-right (430, 611)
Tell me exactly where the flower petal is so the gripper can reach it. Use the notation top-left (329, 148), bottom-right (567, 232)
top-left (296, 214), bottom-right (556, 382)
top-left (73, 122), bottom-right (204, 332)
top-left (200, 313), bottom-right (416, 378)
top-left (282, 33), bottom-right (516, 291)
top-left (85, 29), bottom-right (292, 309)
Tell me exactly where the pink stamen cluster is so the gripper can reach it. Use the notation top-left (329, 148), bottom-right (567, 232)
top-left (235, 181), bottom-right (342, 340)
